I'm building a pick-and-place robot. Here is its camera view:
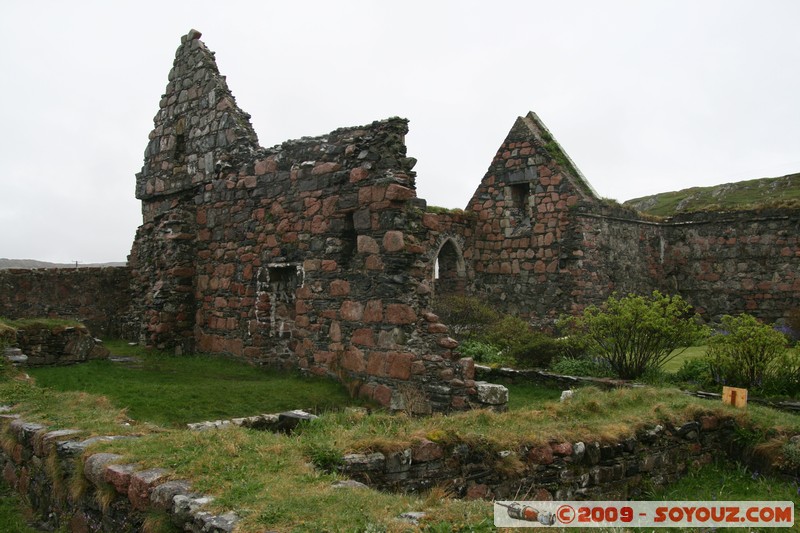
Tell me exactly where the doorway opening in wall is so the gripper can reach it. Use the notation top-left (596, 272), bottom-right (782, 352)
top-left (434, 238), bottom-right (466, 297)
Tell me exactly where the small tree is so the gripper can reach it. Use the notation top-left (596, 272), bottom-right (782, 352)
top-left (560, 291), bottom-right (707, 380)
top-left (704, 314), bottom-right (789, 390)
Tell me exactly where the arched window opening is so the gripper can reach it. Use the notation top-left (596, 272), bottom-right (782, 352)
top-left (434, 239), bottom-right (466, 297)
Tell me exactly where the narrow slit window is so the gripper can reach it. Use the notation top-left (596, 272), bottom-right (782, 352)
top-left (510, 183), bottom-right (530, 209)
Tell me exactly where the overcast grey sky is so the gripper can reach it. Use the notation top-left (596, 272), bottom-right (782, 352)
top-left (1, 1), bottom-right (799, 263)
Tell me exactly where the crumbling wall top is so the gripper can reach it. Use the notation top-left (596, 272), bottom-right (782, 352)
top-left (136, 29), bottom-right (259, 201)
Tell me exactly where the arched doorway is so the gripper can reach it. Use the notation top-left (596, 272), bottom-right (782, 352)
top-left (433, 238), bottom-right (466, 297)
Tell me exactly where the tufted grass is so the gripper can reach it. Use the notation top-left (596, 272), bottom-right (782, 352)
top-left (4, 343), bottom-right (800, 531)
top-left (0, 317), bottom-right (85, 331)
top-left (653, 459), bottom-right (800, 502)
top-left (86, 386), bottom-right (800, 531)
top-left (642, 460), bottom-right (800, 533)
top-left (0, 484), bottom-right (41, 533)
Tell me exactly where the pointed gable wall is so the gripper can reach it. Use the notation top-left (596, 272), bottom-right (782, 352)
top-left (136, 29), bottom-right (259, 204)
top-left (460, 113), bottom-right (678, 324)
top-left (463, 112), bottom-right (604, 321)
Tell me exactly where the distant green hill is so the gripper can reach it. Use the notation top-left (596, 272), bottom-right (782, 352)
top-left (623, 172), bottom-right (800, 217)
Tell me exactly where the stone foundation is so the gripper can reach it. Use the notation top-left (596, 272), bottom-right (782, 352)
top-left (9, 324), bottom-right (109, 366)
top-left (0, 415), bottom-right (237, 533)
top-left (4, 410), bottom-right (796, 532)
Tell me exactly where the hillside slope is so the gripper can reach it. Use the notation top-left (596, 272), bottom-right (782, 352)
top-left (0, 259), bottom-right (126, 270)
top-left (623, 173), bottom-right (800, 217)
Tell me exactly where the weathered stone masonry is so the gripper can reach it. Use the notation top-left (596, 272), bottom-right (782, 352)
top-left (126, 30), bottom-right (482, 413)
top-left (460, 112), bottom-right (800, 326)
top-left (2, 29), bottom-right (798, 410)
top-left (0, 267), bottom-right (131, 338)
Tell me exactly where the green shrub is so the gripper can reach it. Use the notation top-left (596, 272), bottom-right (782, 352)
top-left (549, 356), bottom-right (615, 378)
top-left (481, 316), bottom-right (559, 368)
top-left (456, 339), bottom-right (513, 367)
top-left (432, 296), bottom-right (499, 337)
top-left (759, 349), bottom-right (800, 397)
top-left (554, 335), bottom-right (591, 359)
top-left (673, 357), bottom-right (714, 388)
top-left (482, 315), bottom-right (531, 352)
top-left (509, 334), bottom-right (563, 369)
top-left (704, 314), bottom-right (789, 392)
top-left (559, 291), bottom-right (708, 379)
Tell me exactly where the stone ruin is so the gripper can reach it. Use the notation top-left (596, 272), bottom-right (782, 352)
top-left (126, 29), bottom-right (502, 413)
top-left (2, 29), bottom-right (799, 413)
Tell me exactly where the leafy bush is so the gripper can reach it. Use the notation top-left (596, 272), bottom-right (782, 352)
top-left (766, 350), bottom-right (800, 396)
top-left (559, 291), bottom-right (708, 379)
top-left (704, 314), bottom-right (789, 392)
top-left (554, 335), bottom-right (591, 359)
top-left (509, 334), bottom-right (564, 369)
top-left (435, 298), bottom-right (585, 370)
top-left (673, 357), bottom-right (714, 388)
top-left (481, 316), bottom-right (560, 368)
top-left (549, 356), bottom-right (615, 378)
top-left (456, 339), bottom-right (513, 367)
top-left (432, 296), bottom-right (499, 337)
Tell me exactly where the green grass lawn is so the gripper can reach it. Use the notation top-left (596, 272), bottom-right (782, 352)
top-left (644, 460), bottom-right (800, 532)
top-left (663, 344), bottom-right (707, 373)
top-left (505, 381), bottom-right (563, 409)
top-left (25, 340), bottom-right (565, 425)
top-left (25, 340), bottom-right (363, 427)
top-left (6, 343), bottom-right (800, 531)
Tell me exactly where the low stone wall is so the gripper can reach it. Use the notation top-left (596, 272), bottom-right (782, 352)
top-left (11, 324), bottom-right (109, 366)
top-left (474, 364), bottom-right (634, 390)
top-left (0, 267), bottom-right (132, 338)
top-left (338, 415), bottom-right (740, 500)
top-left (0, 415), bottom-right (237, 533)
top-left (2, 407), bottom-right (798, 531)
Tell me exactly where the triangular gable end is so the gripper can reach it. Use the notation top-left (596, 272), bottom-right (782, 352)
top-left (519, 111), bottom-right (599, 199)
top-left (136, 29), bottom-right (260, 200)
top-left (467, 111), bottom-right (599, 216)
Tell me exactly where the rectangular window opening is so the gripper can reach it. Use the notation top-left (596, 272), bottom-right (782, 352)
top-left (510, 183), bottom-right (530, 209)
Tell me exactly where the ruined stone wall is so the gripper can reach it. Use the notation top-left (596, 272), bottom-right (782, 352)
top-left (420, 210), bottom-right (475, 299)
top-left (126, 30), bottom-right (495, 413)
top-left (3, 30), bottom-right (798, 390)
top-left (565, 207), bottom-right (667, 314)
top-left (661, 209), bottom-right (800, 323)
top-left (4, 410), bottom-right (795, 531)
top-left (339, 415), bottom-right (739, 501)
top-left (0, 268), bottom-right (131, 338)
top-left (460, 113), bottom-right (607, 325)
top-left (1, 415), bottom-right (238, 532)
top-left (458, 111), bottom-right (799, 326)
